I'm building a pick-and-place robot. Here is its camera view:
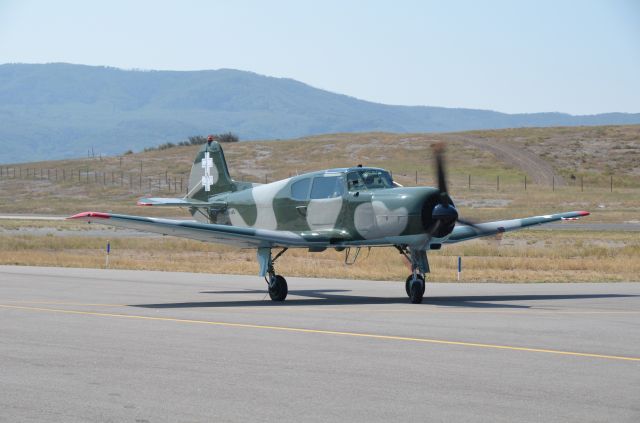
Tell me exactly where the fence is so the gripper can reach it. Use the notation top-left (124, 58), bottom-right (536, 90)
top-left (0, 165), bottom-right (635, 194)
top-left (0, 166), bottom-right (187, 194)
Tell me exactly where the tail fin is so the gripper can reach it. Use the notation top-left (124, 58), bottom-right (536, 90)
top-left (187, 140), bottom-right (236, 200)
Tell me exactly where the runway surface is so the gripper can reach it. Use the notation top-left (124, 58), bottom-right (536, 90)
top-left (1, 266), bottom-right (638, 422)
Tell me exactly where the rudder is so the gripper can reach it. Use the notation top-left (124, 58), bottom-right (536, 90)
top-left (187, 140), bottom-right (235, 200)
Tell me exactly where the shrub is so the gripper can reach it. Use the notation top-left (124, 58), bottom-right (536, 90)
top-left (217, 132), bottom-right (239, 143)
top-left (158, 142), bottom-right (175, 150)
top-left (188, 136), bottom-right (207, 145)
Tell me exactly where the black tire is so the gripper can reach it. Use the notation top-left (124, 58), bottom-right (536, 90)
top-left (409, 279), bottom-right (424, 304)
top-left (268, 275), bottom-right (288, 301)
top-left (405, 274), bottom-right (425, 297)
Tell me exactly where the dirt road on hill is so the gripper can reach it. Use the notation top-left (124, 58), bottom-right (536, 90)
top-left (447, 135), bottom-right (564, 186)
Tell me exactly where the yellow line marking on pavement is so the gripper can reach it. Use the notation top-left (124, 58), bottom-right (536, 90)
top-left (1, 304), bottom-right (638, 362)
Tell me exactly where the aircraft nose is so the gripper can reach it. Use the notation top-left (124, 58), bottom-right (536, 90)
top-left (421, 193), bottom-right (458, 238)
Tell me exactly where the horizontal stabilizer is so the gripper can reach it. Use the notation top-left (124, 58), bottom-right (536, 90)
top-left (137, 197), bottom-right (211, 207)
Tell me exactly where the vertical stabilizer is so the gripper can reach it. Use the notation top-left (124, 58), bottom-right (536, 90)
top-left (186, 141), bottom-right (235, 200)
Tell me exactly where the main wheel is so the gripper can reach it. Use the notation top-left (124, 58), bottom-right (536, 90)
top-left (405, 274), bottom-right (425, 297)
top-left (268, 275), bottom-right (288, 301)
top-left (409, 278), bottom-right (425, 304)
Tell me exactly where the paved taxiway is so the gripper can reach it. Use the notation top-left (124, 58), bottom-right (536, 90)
top-left (1, 266), bottom-right (638, 422)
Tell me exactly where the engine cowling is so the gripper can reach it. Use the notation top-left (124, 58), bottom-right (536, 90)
top-left (421, 193), bottom-right (458, 238)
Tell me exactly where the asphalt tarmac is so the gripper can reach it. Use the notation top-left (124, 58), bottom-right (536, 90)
top-left (1, 266), bottom-right (638, 422)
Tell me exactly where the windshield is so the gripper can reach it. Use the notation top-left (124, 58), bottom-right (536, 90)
top-left (347, 169), bottom-right (393, 190)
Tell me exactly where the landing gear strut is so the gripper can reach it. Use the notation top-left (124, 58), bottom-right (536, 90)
top-left (258, 247), bottom-right (289, 302)
top-left (396, 245), bottom-right (429, 304)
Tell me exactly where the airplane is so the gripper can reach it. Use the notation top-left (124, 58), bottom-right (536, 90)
top-left (69, 136), bottom-right (590, 303)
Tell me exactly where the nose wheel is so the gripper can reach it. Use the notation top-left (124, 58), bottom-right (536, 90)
top-left (268, 274), bottom-right (288, 301)
top-left (405, 274), bottom-right (425, 303)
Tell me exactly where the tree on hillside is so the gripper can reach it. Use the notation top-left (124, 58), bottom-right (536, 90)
top-left (188, 135), bottom-right (207, 145)
top-left (217, 132), bottom-right (239, 143)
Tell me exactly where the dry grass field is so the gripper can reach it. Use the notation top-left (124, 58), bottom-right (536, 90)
top-left (1, 125), bottom-right (639, 282)
top-left (0, 219), bottom-right (638, 282)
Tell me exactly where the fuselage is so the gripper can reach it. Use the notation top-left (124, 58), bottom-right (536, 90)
top-left (195, 167), bottom-right (448, 246)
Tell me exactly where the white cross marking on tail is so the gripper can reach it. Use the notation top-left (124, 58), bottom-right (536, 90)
top-left (201, 152), bottom-right (214, 192)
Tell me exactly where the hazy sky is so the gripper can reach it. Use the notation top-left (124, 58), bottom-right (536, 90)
top-left (0, 0), bottom-right (638, 114)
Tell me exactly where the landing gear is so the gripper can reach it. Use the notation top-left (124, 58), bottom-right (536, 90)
top-left (405, 274), bottom-right (425, 297)
top-left (257, 247), bottom-right (289, 302)
top-left (396, 245), bottom-right (430, 304)
top-left (268, 274), bottom-right (288, 301)
top-left (408, 276), bottom-right (425, 304)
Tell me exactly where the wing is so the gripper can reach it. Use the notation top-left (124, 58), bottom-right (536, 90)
top-left (136, 197), bottom-right (210, 207)
top-left (445, 210), bottom-right (590, 243)
top-left (68, 212), bottom-right (314, 249)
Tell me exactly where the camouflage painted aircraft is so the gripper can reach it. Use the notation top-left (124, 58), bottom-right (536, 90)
top-left (70, 137), bottom-right (590, 303)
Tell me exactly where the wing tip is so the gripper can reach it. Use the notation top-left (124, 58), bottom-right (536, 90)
top-left (67, 211), bottom-right (111, 220)
top-left (137, 201), bottom-right (153, 206)
top-left (577, 210), bottom-right (590, 217)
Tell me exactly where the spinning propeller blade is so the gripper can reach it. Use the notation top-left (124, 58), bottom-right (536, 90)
top-left (428, 142), bottom-right (482, 236)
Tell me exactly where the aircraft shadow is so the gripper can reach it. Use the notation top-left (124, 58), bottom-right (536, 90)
top-left (130, 291), bottom-right (636, 310)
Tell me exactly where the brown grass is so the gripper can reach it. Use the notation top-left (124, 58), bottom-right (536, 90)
top-left (1, 225), bottom-right (638, 282)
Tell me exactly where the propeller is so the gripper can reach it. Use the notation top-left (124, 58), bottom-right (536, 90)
top-left (424, 143), bottom-right (482, 238)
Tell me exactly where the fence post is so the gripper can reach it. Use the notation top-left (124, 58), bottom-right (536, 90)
top-left (524, 175), bottom-right (527, 191)
top-left (497, 175), bottom-right (500, 191)
top-left (415, 170), bottom-right (418, 185)
top-left (610, 175), bottom-right (613, 192)
top-left (552, 176), bottom-right (555, 192)
top-left (468, 174), bottom-right (471, 190)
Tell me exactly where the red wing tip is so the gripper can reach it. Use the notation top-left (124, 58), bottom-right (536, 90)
top-left (67, 212), bottom-right (111, 220)
top-left (137, 201), bottom-right (153, 206)
top-left (577, 211), bottom-right (590, 216)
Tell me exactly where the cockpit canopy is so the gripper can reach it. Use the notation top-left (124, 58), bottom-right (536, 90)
top-left (289, 168), bottom-right (395, 201)
top-left (346, 169), bottom-right (394, 191)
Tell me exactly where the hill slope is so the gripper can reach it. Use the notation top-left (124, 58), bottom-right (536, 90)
top-left (1, 125), bottom-right (638, 219)
top-left (2, 63), bottom-right (640, 163)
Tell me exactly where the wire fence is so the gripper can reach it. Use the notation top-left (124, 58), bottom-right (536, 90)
top-left (0, 166), bottom-right (187, 193)
top-left (0, 165), bottom-right (635, 194)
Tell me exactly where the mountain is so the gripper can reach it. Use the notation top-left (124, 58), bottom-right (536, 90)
top-left (1, 63), bottom-right (639, 164)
